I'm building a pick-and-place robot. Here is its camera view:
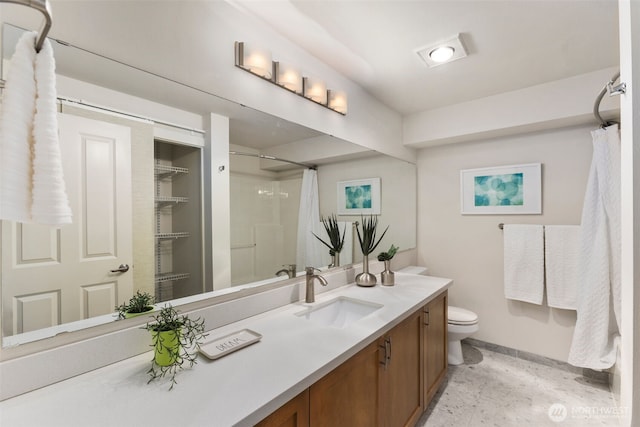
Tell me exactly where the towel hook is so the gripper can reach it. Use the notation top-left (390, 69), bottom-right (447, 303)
top-left (1, 0), bottom-right (52, 52)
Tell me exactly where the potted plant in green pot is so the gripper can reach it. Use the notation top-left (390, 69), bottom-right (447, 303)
top-left (313, 214), bottom-right (346, 268)
top-left (116, 290), bottom-right (155, 319)
top-left (377, 244), bottom-right (399, 286)
top-left (144, 304), bottom-right (208, 389)
top-left (355, 215), bottom-right (388, 287)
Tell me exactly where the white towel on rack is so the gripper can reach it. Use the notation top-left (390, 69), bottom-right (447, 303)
top-left (0, 32), bottom-right (71, 226)
top-left (503, 224), bottom-right (544, 304)
top-left (544, 225), bottom-right (580, 310)
top-left (0, 31), bottom-right (37, 222)
top-left (31, 36), bottom-right (72, 225)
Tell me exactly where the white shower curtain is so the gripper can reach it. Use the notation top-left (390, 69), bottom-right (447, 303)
top-left (568, 124), bottom-right (621, 369)
top-left (296, 169), bottom-right (324, 270)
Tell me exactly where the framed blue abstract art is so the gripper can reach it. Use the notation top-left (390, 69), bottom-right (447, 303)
top-left (460, 163), bottom-right (542, 214)
top-left (337, 178), bottom-right (381, 215)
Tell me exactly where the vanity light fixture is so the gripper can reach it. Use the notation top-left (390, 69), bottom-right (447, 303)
top-left (327, 90), bottom-right (348, 115)
top-left (274, 62), bottom-right (303, 94)
top-left (235, 42), bottom-right (272, 79)
top-left (303, 77), bottom-right (327, 104)
top-left (234, 41), bottom-right (347, 115)
top-left (415, 33), bottom-right (468, 68)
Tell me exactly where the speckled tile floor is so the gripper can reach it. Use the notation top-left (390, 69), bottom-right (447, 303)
top-left (417, 342), bottom-right (621, 426)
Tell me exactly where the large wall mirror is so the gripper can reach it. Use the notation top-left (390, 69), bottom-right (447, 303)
top-left (0, 23), bottom-right (416, 349)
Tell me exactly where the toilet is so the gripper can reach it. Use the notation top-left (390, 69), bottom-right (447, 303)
top-left (447, 306), bottom-right (479, 365)
top-left (397, 266), bottom-right (479, 366)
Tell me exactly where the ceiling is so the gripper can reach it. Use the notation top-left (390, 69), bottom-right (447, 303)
top-left (2, 0), bottom-right (620, 118)
top-left (238, 0), bottom-right (620, 115)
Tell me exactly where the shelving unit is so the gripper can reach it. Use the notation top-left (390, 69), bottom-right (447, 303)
top-left (154, 141), bottom-right (203, 302)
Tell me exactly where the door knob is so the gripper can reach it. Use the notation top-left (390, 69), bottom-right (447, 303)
top-left (110, 264), bottom-right (130, 273)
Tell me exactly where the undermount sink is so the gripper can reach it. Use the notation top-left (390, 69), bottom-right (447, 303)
top-left (295, 296), bottom-right (383, 328)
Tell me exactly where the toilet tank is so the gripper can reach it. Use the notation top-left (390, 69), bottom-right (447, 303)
top-left (398, 265), bottom-right (428, 275)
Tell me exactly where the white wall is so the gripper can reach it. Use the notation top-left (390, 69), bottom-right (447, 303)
top-left (417, 125), bottom-right (594, 361)
top-left (618, 0), bottom-right (640, 424)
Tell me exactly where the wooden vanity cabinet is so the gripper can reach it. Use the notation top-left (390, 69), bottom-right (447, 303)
top-left (423, 291), bottom-right (448, 406)
top-left (379, 309), bottom-right (423, 427)
top-left (309, 340), bottom-right (381, 427)
top-left (255, 389), bottom-right (310, 427)
top-left (255, 290), bottom-right (448, 427)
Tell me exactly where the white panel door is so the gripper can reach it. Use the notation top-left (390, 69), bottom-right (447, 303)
top-left (1, 114), bottom-right (133, 336)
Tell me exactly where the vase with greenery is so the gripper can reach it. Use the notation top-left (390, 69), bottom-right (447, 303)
top-left (378, 244), bottom-right (399, 286)
top-left (313, 214), bottom-right (346, 268)
top-left (116, 290), bottom-right (155, 319)
top-left (355, 215), bottom-right (388, 287)
top-left (144, 304), bottom-right (208, 390)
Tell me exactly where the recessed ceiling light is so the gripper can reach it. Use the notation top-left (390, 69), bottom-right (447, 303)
top-left (429, 46), bottom-right (455, 63)
top-left (415, 33), bottom-right (468, 68)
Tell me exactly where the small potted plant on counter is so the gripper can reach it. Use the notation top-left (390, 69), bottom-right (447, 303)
top-left (313, 214), bottom-right (346, 268)
top-left (144, 304), bottom-right (208, 390)
top-left (355, 215), bottom-right (388, 287)
top-left (377, 244), bottom-right (399, 286)
top-left (116, 290), bottom-right (156, 319)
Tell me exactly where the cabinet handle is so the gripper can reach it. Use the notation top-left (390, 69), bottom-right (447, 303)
top-left (379, 337), bottom-right (392, 370)
top-left (386, 337), bottom-right (392, 364)
top-left (379, 342), bottom-right (388, 369)
top-left (424, 310), bottom-right (430, 326)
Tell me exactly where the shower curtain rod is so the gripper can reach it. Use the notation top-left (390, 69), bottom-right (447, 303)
top-left (229, 151), bottom-right (316, 170)
top-left (593, 71), bottom-right (625, 127)
top-left (0, 0), bottom-right (52, 52)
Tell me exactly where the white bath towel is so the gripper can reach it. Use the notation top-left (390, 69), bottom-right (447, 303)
top-left (544, 225), bottom-right (580, 310)
top-left (31, 37), bottom-right (72, 225)
top-left (0, 32), bottom-right (37, 222)
top-left (503, 224), bottom-right (544, 304)
top-left (568, 125), bottom-right (621, 370)
top-left (0, 32), bottom-right (71, 226)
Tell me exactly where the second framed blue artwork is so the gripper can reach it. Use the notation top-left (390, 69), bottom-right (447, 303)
top-left (337, 178), bottom-right (381, 215)
top-left (460, 163), bottom-right (542, 215)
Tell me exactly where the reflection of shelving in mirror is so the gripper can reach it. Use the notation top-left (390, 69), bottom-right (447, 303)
top-left (155, 273), bottom-right (191, 283)
top-left (154, 164), bottom-right (189, 177)
top-left (155, 196), bottom-right (189, 204)
top-left (156, 232), bottom-right (190, 240)
top-left (154, 140), bottom-right (203, 303)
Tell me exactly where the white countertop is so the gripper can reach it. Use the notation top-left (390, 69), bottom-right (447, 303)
top-left (0, 273), bottom-right (450, 427)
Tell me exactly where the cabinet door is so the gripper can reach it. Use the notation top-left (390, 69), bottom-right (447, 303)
top-left (381, 310), bottom-right (423, 427)
top-left (310, 341), bottom-right (382, 427)
top-left (424, 291), bottom-right (448, 405)
top-left (256, 389), bottom-right (309, 427)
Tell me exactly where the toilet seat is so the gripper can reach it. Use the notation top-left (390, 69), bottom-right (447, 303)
top-left (448, 306), bottom-right (478, 326)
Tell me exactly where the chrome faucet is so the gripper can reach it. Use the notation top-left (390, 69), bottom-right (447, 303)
top-left (305, 267), bottom-right (328, 303)
top-left (275, 264), bottom-right (296, 279)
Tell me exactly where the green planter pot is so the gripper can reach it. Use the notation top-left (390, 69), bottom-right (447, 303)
top-left (153, 330), bottom-right (181, 366)
top-left (124, 306), bottom-right (155, 319)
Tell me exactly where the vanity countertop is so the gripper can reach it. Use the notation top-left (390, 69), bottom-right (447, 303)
top-left (0, 273), bottom-right (451, 427)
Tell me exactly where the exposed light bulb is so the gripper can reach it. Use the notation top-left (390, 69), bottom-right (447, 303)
top-left (429, 46), bottom-right (455, 63)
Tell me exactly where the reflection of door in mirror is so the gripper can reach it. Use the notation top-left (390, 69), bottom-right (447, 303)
top-left (1, 114), bottom-right (133, 337)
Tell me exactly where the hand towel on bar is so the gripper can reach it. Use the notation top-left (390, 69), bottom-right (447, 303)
top-left (545, 225), bottom-right (580, 310)
top-left (0, 32), bottom-right (37, 222)
top-left (503, 224), bottom-right (544, 304)
top-left (0, 32), bottom-right (71, 226)
top-left (31, 36), bottom-right (72, 225)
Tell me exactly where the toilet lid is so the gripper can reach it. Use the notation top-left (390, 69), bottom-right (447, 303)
top-left (448, 306), bottom-right (478, 325)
